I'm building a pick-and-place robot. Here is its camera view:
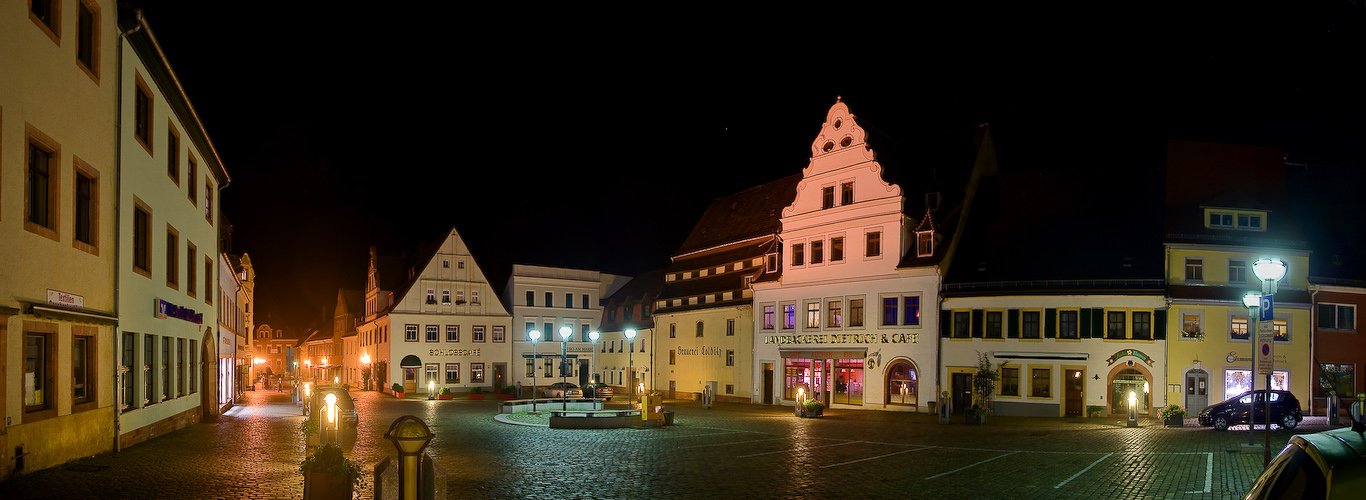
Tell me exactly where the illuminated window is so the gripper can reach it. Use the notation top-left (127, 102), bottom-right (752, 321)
top-left (828, 301), bottom-right (843, 328)
top-left (807, 303), bottom-right (821, 328)
top-left (1231, 317), bottom-right (1249, 340)
top-left (763, 305), bottom-right (775, 330)
top-left (782, 304), bottom-right (796, 329)
top-left (917, 232), bottom-right (933, 257)
top-left (25, 331), bottom-right (55, 413)
top-left (1273, 319), bottom-right (1288, 342)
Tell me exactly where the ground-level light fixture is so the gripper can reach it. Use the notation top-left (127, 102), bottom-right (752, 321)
top-left (428, 379), bottom-right (435, 400)
top-left (625, 329), bottom-right (638, 404)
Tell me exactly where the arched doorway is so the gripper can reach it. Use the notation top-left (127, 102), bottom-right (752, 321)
top-left (201, 327), bottom-right (218, 422)
top-left (399, 355), bottom-right (422, 393)
top-left (1108, 364), bottom-right (1153, 416)
top-left (885, 359), bottom-right (918, 407)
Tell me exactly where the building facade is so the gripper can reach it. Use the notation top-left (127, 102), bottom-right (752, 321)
top-left (2, 0), bottom-right (120, 477)
top-left (597, 270), bottom-right (664, 399)
top-left (503, 265), bottom-right (627, 393)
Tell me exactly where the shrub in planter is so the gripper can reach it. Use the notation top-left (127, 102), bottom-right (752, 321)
top-left (499, 385), bottom-right (516, 399)
top-left (437, 386), bottom-right (453, 400)
top-left (300, 443), bottom-right (361, 500)
top-left (468, 386), bottom-right (484, 399)
top-left (1159, 404), bottom-right (1186, 426)
top-left (392, 383), bottom-right (405, 397)
top-left (803, 399), bottom-right (825, 417)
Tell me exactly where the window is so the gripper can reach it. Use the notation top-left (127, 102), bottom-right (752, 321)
top-left (766, 253), bottom-right (778, 273)
top-left (161, 337), bottom-right (171, 401)
top-left (425, 364), bottom-right (438, 388)
top-left (143, 335), bottom-right (154, 405)
top-left (186, 242), bottom-right (197, 298)
top-left (188, 339), bottom-right (197, 394)
top-left (471, 291), bottom-right (479, 304)
top-left (727, 319), bottom-right (735, 336)
top-left (177, 338), bottom-right (185, 396)
top-left (73, 159), bottom-right (98, 251)
top-left (446, 363), bottom-right (460, 384)
top-left (917, 232), bottom-right (933, 257)
top-left (1022, 311), bottom-right (1041, 339)
top-left (828, 300), bottom-right (843, 328)
top-left (29, 0), bottom-right (60, 42)
top-left (457, 261), bottom-right (464, 269)
top-left (1318, 303), bottom-right (1356, 331)
top-left (566, 293), bottom-right (574, 309)
top-left (1319, 363), bottom-right (1354, 397)
top-left (441, 290), bottom-right (450, 304)
top-left (526, 291), bottom-right (534, 306)
top-left (134, 74), bottom-right (152, 152)
top-left (1000, 367), bottom-right (1020, 396)
top-left (782, 304), bottom-right (796, 329)
top-left (405, 324), bottom-right (418, 342)
top-left (831, 237), bottom-right (844, 262)
top-left (121, 332), bottom-right (134, 410)
top-left (822, 186), bottom-right (835, 209)
top-left (524, 322), bottom-right (535, 340)
top-left (1210, 212), bottom-right (1233, 227)
top-left (204, 257), bottom-right (213, 305)
top-left (442, 260), bottom-right (449, 268)
top-left (669, 323), bottom-right (676, 338)
top-left (1237, 214), bottom-right (1262, 230)
top-left (849, 299), bottom-right (864, 327)
top-left (525, 358), bottom-right (535, 377)
top-left (492, 326), bottom-right (505, 342)
top-left (582, 294), bottom-right (590, 309)
top-left (544, 357), bottom-right (553, 377)
top-left (446, 325), bottom-right (459, 342)
top-left (883, 297), bottom-right (898, 326)
top-left (166, 225), bottom-right (179, 289)
top-left (133, 200), bottom-right (151, 276)
top-left (1059, 310), bottom-right (1079, 339)
top-left (26, 125), bottom-right (61, 239)
top-left (544, 323), bottom-right (553, 339)
top-left (546, 292), bottom-right (553, 307)
top-left (841, 182), bottom-right (854, 205)
top-left (1273, 319), bottom-right (1289, 342)
top-left (1185, 258), bottom-right (1203, 281)
top-left (472, 326), bottom-right (485, 342)
top-left (426, 289), bottom-right (435, 303)
top-left (624, 302), bottom-right (633, 321)
top-left (1231, 317), bottom-right (1250, 340)
top-left (1106, 311), bottom-right (1126, 339)
top-left (1031, 368), bottom-right (1051, 398)
top-left (811, 240), bottom-right (824, 264)
top-left (1182, 313), bottom-right (1203, 338)
top-left (167, 125), bottom-right (180, 184)
top-left (1229, 259), bottom-right (1247, 284)
top-left (669, 350), bottom-right (676, 365)
top-left (205, 181), bottom-right (213, 223)
top-left (1133, 311), bottom-right (1152, 340)
top-left (903, 296), bottom-right (921, 326)
top-left (763, 305), bottom-right (775, 330)
top-left (866, 231), bottom-right (881, 257)
top-left (953, 311), bottom-right (970, 338)
top-left (726, 350), bottom-right (735, 367)
top-left (1226, 369), bottom-right (1289, 395)
top-left (456, 290), bottom-right (464, 303)
top-left (696, 321), bottom-right (705, 337)
top-left (25, 331), bottom-right (55, 414)
top-left (187, 155), bottom-right (198, 204)
top-left (792, 242), bottom-right (805, 266)
top-left (985, 311), bottom-right (1003, 339)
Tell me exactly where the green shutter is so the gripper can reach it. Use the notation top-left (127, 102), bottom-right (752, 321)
top-left (940, 310), bottom-right (951, 338)
top-left (1079, 308), bottom-right (1092, 339)
top-left (972, 309), bottom-right (984, 338)
top-left (1154, 309), bottom-right (1167, 340)
top-left (1045, 308), bottom-right (1057, 338)
top-left (1007, 309), bottom-right (1020, 338)
top-left (1092, 308), bottom-right (1105, 338)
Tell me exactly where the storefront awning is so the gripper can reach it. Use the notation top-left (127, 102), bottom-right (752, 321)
top-left (780, 349), bottom-right (867, 359)
top-left (27, 304), bottom-right (118, 325)
top-left (992, 351), bottom-right (1089, 361)
top-left (399, 354), bottom-right (423, 368)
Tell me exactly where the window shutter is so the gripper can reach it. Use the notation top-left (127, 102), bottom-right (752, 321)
top-left (1091, 308), bottom-right (1105, 337)
top-left (1045, 308), bottom-right (1057, 338)
top-left (940, 310), bottom-right (951, 338)
top-left (1154, 309), bottom-right (1167, 340)
top-left (972, 309), bottom-right (984, 338)
top-left (1079, 308), bottom-right (1092, 339)
top-left (1007, 309), bottom-right (1020, 339)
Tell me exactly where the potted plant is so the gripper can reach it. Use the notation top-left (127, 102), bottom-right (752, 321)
top-left (965, 404), bottom-right (985, 425)
top-left (971, 351), bottom-right (999, 424)
top-left (802, 399), bottom-right (825, 418)
top-left (392, 383), bottom-right (405, 399)
top-left (499, 385), bottom-right (516, 400)
top-left (1159, 404), bottom-right (1186, 427)
top-left (1180, 327), bottom-right (1204, 340)
top-left (437, 387), bottom-right (453, 400)
top-left (300, 443), bottom-right (361, 500)
top-left (468, 386), bottom-right (485, 400)
top-left (299, 413), bottom-right (321, 447)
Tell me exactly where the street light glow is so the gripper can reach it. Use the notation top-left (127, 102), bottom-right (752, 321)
top-left (1243, 292), bottom-right (1261, 308)
top-left (1252, 258), bottom-right (1286, 282)
top-left (558, 326), bottom-right (572, 340)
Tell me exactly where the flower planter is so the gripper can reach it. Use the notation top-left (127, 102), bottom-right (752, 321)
top-left (437, 394), bottom-right (453, 400)
top-left (394, 392), bottom-right (404, 399)
top-left (498, 393), bottom-right (515, 400)
top-left (1164, 416), bottom-right (1184, 427)
top-left (468, 394), bottom-right (484, 400)
top-left (965, 414), bottom-right (983, 425)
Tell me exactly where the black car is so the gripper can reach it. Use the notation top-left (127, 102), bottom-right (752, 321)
top-left (1196, 389), bottom-right (1302, 431)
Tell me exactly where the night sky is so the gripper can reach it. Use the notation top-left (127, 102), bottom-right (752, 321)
top-left (121, 3), bottom-right (1363, 330)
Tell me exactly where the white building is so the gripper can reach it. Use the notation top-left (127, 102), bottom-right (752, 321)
top-left (216, 252), bottom-right (252, 414)
top-left (752, 100), bottom-right (950, 412)
top-left (503, 265), bottom-right (628, 392)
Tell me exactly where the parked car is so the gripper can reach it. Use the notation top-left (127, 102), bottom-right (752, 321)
top-left (311, 387), bottom-right (359, 427)
top-left (1241, 404), bottom-right (1365, 499)
top-left (582, 383), bottom-right (614, 401)
top-left (1196, 389), bottom-right (1302, 431)
top-left (544, 382), bottom-right (580, 399)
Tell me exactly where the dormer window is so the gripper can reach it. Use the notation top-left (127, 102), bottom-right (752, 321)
top-left (916, 231), bottom-right (934, 258)
top-left (1237, 214), bottom-right (1261, 230)
top-left (765, 252), bottom-right (778, 273)
top-left (1206, 208), bottom-right (1265, 231)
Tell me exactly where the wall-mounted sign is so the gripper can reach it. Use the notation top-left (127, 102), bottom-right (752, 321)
top-left (429, 348), bottom-right (481, 357)
top-left (763, 333), bottom-right (918, 346)
top-left (47, 289), bottom-right (84, 309)
top-left (155, 299), bottom-right (203, 324)
top-left (1105, 349), bottom-right (1155, 366)
top-left (675, 346), bottom-right (725, 356)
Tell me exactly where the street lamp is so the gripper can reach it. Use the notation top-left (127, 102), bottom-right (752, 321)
top-left (625, 329), bottom-right (637, 405)
top-left (528, 329), bottom-right (540, 414)
top-left (559, 326), bottom-right (572, 411)
top-left (1243, 291), bottom-right (1261, 447)
top-left (323, 392), bottom-right (337, 446)
top-left (361, 353), bottom-right (371, 390)
top-left (1252, 258), bottom-right (1286, 467)
top-left (589, 331), bottom-right (600, 410)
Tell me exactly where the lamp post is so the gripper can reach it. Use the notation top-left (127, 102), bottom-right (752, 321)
top-left (427, 379), bottom-right (435, 400)
top-left (559, 326), bottom-right (572, 411)
top-left (1253, 258), bottom-right (1286, 467)
top-left (625, 329), bottom-right (637, 405)
top-left (589, 331), bottom-right (600, 410)
top-left (528, 329), bottom-right (540, 414)
top-left (321, 357), bottom-right (328, 385)
top-left (1243, 291), bottom-right (1261, 447)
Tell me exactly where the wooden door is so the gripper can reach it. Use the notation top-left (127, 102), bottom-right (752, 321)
top-left (763, 364), bottom-right (774, 404)
top-left (952, 372), bottom-right (972, 414)
top-left (1065, 370), bottom-right (1083, 416)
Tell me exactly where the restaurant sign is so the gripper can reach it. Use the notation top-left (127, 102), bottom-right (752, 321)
top-left (429, 348), bottom-right (481, 357)
top-left (763, 333), bottom-right (918, 346)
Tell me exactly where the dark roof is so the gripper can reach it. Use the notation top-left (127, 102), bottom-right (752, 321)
top-left (672, 174), bottom-right (801, 257)
top-left (599, 268), bottom-right (667, 332)
top-left (1163, 140), bottom-right (1307, 248)
top-left (338, 289), bottom-right (364, 316)
top-left (943, 167), bottom-right (1166, 294)
top-left (1290, 163), bottom-right (1366, 282)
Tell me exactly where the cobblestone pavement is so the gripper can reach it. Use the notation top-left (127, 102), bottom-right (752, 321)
top-left (0, 390), bottom-right (1340, 499)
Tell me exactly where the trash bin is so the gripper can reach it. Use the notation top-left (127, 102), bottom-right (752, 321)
top-left (663, 410), bottom-right (675, 426)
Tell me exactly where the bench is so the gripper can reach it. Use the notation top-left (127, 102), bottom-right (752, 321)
top-left (548, 409), bottom-right (642, 429)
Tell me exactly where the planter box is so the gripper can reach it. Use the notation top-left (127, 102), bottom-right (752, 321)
top-left (394, 392), bottom-right (404, 399)
top-left (468, 394), bottom-right (485, 400)
top-left (304, 472), bottom-right (352, 500)
top-left (498, 393), bottom-right (515, 400)
top-left (437, 394), bottom-right (453, 400)
top-left (965, 414), bottom-right (984, 425)
top-left (1164, 416), bottom-right (1184, 427)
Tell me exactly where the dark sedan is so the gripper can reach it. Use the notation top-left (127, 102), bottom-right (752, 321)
top-left (1196, 389), bottom-right (1302, 431)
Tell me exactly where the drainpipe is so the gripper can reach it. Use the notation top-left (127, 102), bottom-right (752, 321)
top-left (936, 269), bottom-right (945, 413)
top-left (1310, 286), bottom-right (1318, 415)
top-left (113, 8), bottom-right (144, 454)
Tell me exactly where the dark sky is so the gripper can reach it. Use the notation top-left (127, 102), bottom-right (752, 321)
top-left (122, 3), bottom-right (1364, 330)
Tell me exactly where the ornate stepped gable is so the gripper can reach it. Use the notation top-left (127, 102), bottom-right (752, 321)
top-left (784, 98), bottom-right (901, 219)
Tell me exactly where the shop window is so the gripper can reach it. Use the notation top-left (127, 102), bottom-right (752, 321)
top-left (1031, 368), bottom-right (1051, 398)
top-left (1318, 363), bottom-right (1354, 397)
top-left (1225, 369), bottom-right (1289, 397)
top-left (25, 331), bottom-right (56, 415)
top-left (832, 358), bottom-right (865, 405)
top-left (1110, 368), bottom-right (1148, 414)
top-left (887, 361), bottom-right (917, 406)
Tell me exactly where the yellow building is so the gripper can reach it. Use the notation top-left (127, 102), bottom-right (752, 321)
top-left (1164, 141), bottom-right (1313, 417)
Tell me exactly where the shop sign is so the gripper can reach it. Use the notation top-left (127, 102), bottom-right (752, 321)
top-left (763, 333), bottom-right (918, 346)
top-left (1104, 349), bottom-right (1155, 366)
top-left (676, 346), bottom-right (725, 356)
top-left (47, 289), bottom-right (84, 309)
top-left (429, 348), bottom-right (481, 357)
top-left (155, 299), bottom-right (203, 324)
top-left (780, 350), bottom-right (868, 359)
top-left (1226, 351), bottom-right (1288, 364)
top-left (567, 345), bottom-right (595, 353)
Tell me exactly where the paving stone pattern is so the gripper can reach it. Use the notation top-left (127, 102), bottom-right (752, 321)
top-left (0, 390), bottom-right (1336, 499)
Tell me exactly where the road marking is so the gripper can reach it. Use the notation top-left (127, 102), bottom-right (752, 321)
top-left (1054, 452), bottom-right (1114, 488)
top-left (926, 451), bottom-right (1021, 479)
top-left (679, 437), bottom-right (792, 449)
top-left (1186, 452), bottom-right (1213, 494)
top-left (737, 440), bottom-right (864, 458)
top-left (820, 446), bottom-right (936, 469)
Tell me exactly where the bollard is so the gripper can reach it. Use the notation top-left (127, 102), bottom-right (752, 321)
top-left (384, 416), bottom-right (435, 500)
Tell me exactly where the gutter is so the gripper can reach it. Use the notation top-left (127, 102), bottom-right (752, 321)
top-left (111, 10), bottom-right (144, 455)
